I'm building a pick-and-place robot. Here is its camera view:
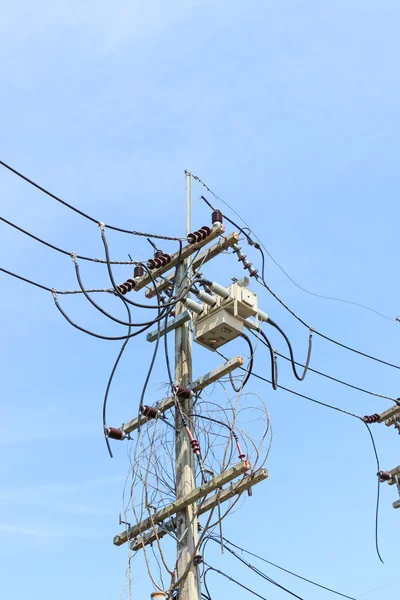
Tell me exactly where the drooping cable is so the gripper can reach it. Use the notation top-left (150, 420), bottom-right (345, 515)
top-left (103, 297), bottom-right (132, 458)
top-left (267, 318), bottom-right (312, 381)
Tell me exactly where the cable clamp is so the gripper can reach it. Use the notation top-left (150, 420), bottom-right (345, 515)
top-left (309, 326), bottom-right (315, 336)
top-left (70, 251), bottom-right (77, 262)
top-left (51, 288), bottom-right (57, 299)
top-left (98, 221), bottom-right (105, 231)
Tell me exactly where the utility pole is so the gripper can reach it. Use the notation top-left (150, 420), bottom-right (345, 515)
top-left (111, 171), bottom-right (269, 597)
top-left (174, 170), bottom-right (200, 600)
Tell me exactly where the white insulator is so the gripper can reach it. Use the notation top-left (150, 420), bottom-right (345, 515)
top-left (258, 308), bottom-right (269, 323)
top-left (210, 282), bottom-right (230, 299)
top-left (195, 290), bottom-right (217, 306)
top-left (183, 298), bottom-right (204, 315)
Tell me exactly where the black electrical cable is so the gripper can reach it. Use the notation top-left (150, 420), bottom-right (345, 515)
top-left (103, 297), bottom-right (132, 458)
top-left (216, 348), bottom-right (362, 419)
top-left (0, 160), bottom-right (183, 240)
top-left (209, 546), bottom-right (306, 600)
top-left (266, 318), bottom-right (312, 381)
top-left (229, 332), bottom-right (254, 392)
top-left (250, 328), bottom-right (278, 390)
top-left (206, 534), bottom-right (356, 599)
top-left (137, 262), bottom-right (166, 432)
top-left (200, 189), bottom-right (400, 368)
top-left (199, 188), bottom-right (395, 322)
top-left (276, 349), bottom-right (398, 404)
top-left (53, 293), bottom-right (159, 341)
top-left (204, 564), bottom-right (289, 600)
top-left (73, 259), bottom-right (172, 328)
top-left (0, 266), bottom-right (54, 292)
top-left (363, 422), bottom-right (384, 564)
top-left (0, 216), bottom-right (137, 264)
top-left (257, 272), bottom-right (400, 370)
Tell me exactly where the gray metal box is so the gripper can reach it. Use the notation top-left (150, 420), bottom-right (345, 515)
top-left (195, 309), bottom-right (244, 351)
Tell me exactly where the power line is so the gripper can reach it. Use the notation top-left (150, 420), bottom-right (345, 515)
top-left (194, 174), bottom-right (395, 322)
top-left (196, 180), bottom-right (400, 370)
top-left (249, 329), bottom-right (398, 404)
top-left (0, 159), bottom-right (184, 240)
top-left (205, 534), bottom-right (356, 600)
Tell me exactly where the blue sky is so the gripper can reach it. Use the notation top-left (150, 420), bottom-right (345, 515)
top-left (1, 1), bottom-right (400, 598)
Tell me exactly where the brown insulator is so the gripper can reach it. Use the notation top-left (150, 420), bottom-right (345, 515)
top-left (212, 209), bottom-right (223, 224)
top-left (147, 259), bottom-right (156, 269)
top-left (249, 268), bottom-right (258, 277)
top-left (134, 264), bottom-right (144, 278)
top-left (162, 253), bottom-right (172, 264)
top-left (106, 427), bottom-right (126, 441)
top-left (156, 254), bottom-right (168, 267)
top-left (232, 245), bottom-right (241, 254)
top-left (243, 261), bottom-right (252, 270)
top-left (155, 250), bottom-right (163, 259)
top-left (199, 225), bottom-right (211, 237)
top-left (187, 232), bottom-right (197, 244)
top-left (363, 414), bottom-right (380, 424)
top-left (378, 471), bottom-right (391, 482)
top-left (175, 386), bottom-right (193, 400)
top-left (141, 405), bottom-right (159, 419)
top-left (238, 254), bottom-right (247, 263)
top-left (193, 555), bottom-right (203, 566)
top-left (117, 278), bottom-right (136, 295)
top-left (170, 311), bottom-right (175, 317)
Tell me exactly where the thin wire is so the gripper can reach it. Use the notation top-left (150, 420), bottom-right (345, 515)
top-left (207, 534), bottom-right (356, 599)
top-left (251, 330), bottom-right (398, 403)
top-left (203, 565), bottom-right (268, 600)
top-left (195, 175), bottom-right (395, 322)
top-left (0, 160), bottom-right (185, 240)
top-left (197, 181), bottom-right (400, 368)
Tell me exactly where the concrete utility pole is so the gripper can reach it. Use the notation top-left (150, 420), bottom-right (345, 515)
top-left (111, 170), bottom-right (269, 597)
top-left (174, 170), bottom-right (200, 600)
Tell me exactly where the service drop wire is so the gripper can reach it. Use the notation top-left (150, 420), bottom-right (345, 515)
top-left (103, 296), bottom-right (132, 458)
top-left (267, 318), bottom-right (313, 381)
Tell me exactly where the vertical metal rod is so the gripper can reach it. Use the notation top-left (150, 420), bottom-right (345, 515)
top-left (185, 169), bottom-right (192, 236)
top-left (173, 170), bottom-right (200, 600)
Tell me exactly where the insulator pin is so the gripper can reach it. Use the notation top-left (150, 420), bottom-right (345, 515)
top-left (363, 414), bottom-right (380, 424)
top-left (106, 427), bottom-right (126, 441)
top-left (378, 471), bottom-right (391, 482)
top-left (212, 209), bottom-right (223, 225)
top-left (134, 264), bottom-right (144, 278)
top-left (117, 278), bottom-right (136, 295)
top-left (141, 405), bottom-right (159, 419)
top-left (175, 386), bottom-right (193, 400)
